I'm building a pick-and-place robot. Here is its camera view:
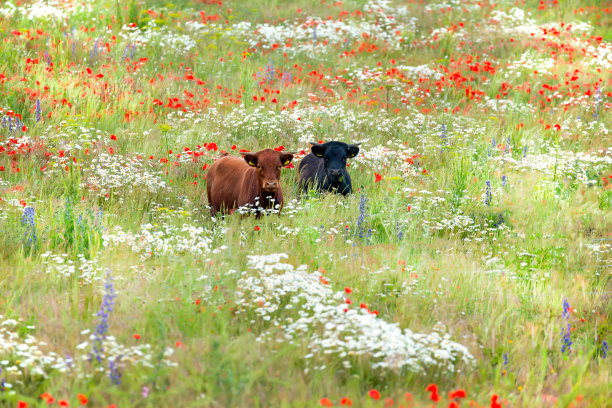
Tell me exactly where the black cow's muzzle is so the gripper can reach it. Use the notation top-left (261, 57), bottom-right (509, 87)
top-left (327, 169), bottom-right (343, 182)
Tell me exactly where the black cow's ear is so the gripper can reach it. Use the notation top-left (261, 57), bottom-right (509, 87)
top-left (347, 144), bottom-right (360, 158)
top-left (280, 153), bottom-right (294, 167)
top-left (243, 154), bottom-right (258, 167)
top-left (311, 143), bottom-right (325, 158)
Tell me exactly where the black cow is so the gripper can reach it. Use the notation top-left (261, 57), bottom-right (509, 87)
top-left (297, 141), bottom-right (360, 196)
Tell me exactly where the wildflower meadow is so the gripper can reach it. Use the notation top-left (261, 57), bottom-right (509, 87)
top-left (0, 0), bottom-right (611, 406)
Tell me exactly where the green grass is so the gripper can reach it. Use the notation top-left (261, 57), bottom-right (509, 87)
top-left (0, 0), bottom-right (611, 407)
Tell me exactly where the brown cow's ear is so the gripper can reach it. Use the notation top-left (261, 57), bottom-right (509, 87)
top-left (243, 154), bottom-right (258, 167)
top-left (311, 143), bottom-right (325, 157)
top-left (280, 153), bottom-right (294, 167)
top-left (347, 143), bottom-right (360, 158)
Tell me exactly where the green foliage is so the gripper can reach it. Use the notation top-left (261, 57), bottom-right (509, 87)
top-left (0, 0), bottom-right (610, 406)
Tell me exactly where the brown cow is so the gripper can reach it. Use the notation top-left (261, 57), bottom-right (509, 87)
top-left (206, 149), bottom-right (294, 217)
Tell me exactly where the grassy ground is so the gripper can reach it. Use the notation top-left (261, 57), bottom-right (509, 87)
top-left (0, 0), bottom-right (611, 407)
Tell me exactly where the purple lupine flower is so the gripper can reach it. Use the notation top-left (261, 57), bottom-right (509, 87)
top-left (109, 355), bottom-right (122, 385)
top-left (90, 270), bottom-right (117, 363)
top-left (395, 221), bottom-right (403, 241)
top-left (440, 124), bottom-right (447, 148)
top-left (561, 298), bottom-right (573, 353)
top-left (484, 180), bottom-right (492, 206)
top-left (356, 194), bottom-right (368, 239)
top-left (35, 99), bottom-right (42, 123)
top-left (562, 298), bottom-right (571, 319)
top-left (22, 207), bottom-right (37, 249)
top-left (265, 59), bottom-right (275, 84)
top-left (594, 86), bottom-right (601, 120)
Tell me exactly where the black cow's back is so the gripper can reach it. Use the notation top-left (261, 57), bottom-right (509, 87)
top-left (297, 153), bottom-right (324, 192)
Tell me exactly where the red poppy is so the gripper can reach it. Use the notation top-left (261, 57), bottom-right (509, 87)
top-left (450, 389), bottom-right (466, 399)
top-left (40, 393), bottom-right (53, 403)
top-left (340, 398), bottom-right (352, 406)
top-left (319, 398), bottom-right (333, 407)
top-left (77, 394), bottom-right (88, 405)
top-left (18, 402), bottom-right (28, 408)
top-left (133, 334), bottom-right (141, 340)
top-left (368, 389), bottom-right (381, 400)
top-left (59, 400), bottom-right (69, 407)
top-left (426, 384), bottom-right (440, 402)
top-left (344, 287), bottom-right (352, 294)
top-left (375, 173), bottom-right (382, 182)
top-left (490, 394), bottom-right (502, 408)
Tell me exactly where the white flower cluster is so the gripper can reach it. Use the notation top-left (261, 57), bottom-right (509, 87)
top-left (204, 105), bottom-right (317, 144)
top-left (0, 317), bottom-right (70, 391)
top-left (482, 96), bottom-right (534, 114)
top-left (586, 42), bottom-right (612, 70)
top-left (503, 51), bottom-right (557, 78)
top-left (81, 153), bottom-right (170, 198)
top-left (427, 211), bottom-right (510, 241)
top-left (488, 6), bottom-right (590, 41)
top-left (103, 222), bottom-right (226, 260)
top-left (119, 22), bottom-right (196, 54)
top-left (495, 146), bottom-right (612, 185)
top-left (77, 331), bottom-right (176, 371)
top-left (235, 254), bottom-right (474, 374)
top-left (41, 121), bottom-right (109, 151)
top-left (586, 241), bottom-right (612, 274)
top-left (0, 0), bottom-right (92, 20)
top-left (352, 139), bottom-right (419, 176)
top-left (40, 252), bottom-right (104, 283)
top-left (0, 316), bottom-right (177, 392)
top-left (222, 0), bottom-right (416, 55)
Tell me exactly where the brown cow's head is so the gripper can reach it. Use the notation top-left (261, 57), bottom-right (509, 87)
top-left (242, 149), bottom-right (294, 194)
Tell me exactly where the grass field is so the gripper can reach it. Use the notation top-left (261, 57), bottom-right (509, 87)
top-left (0, 0), bottom-right (611, 407)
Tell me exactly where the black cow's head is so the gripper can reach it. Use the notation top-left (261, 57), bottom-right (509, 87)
top-left (242, 149), bottom-right (294, 194)
top-left (310, 141), bottom-right (360, 184)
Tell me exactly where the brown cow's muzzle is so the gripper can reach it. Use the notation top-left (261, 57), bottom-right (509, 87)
top-left (262, 180), bottom-right (279, 193)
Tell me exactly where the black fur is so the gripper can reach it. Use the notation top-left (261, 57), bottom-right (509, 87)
top-left (298, 141), bottom-right (360, 196)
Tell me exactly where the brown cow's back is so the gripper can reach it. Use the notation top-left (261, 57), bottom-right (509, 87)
top-left (206, 156), bottom-right (255, 214)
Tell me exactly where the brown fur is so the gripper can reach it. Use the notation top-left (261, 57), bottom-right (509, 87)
top-left (206, 149), bottom-right (294, 217)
